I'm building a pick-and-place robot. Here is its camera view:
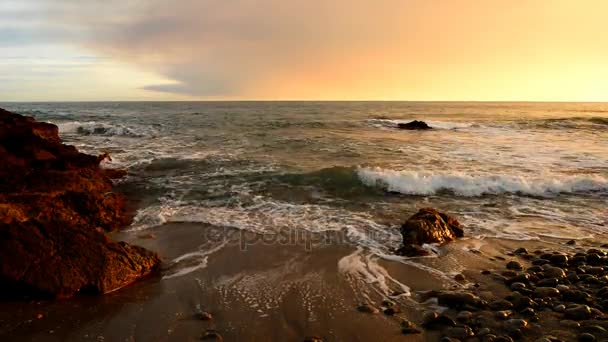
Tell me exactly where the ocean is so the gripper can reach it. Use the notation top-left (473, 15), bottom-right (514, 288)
top-left (2, 101), bottom-right (608, 340)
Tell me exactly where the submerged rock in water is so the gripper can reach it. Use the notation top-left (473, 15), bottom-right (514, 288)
top-left (0, 108), bottom-right (160, 299)
top-left (397, 120), bottom-right (432, 130)
top-left (397, 208), bottom-right (464, 256)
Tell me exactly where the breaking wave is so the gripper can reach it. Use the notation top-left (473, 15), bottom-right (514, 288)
top-left (56, 121), bottom-right (155, 137)
top-left (357, 167), bottom-right (608, 197)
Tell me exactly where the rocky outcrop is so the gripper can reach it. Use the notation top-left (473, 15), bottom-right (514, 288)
top-left (0, 108), bottom-right (160, 299)
top-left (397, 208), bottom-right (464, 256)
top-left (397, 120), bottom-right (432, 130)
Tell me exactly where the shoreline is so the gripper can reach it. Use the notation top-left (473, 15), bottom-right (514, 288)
top-left (2, 221), bottom-right (607, 341)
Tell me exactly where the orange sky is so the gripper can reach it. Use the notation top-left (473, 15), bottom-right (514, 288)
top-left (2, 0), bottom-right (608, 101)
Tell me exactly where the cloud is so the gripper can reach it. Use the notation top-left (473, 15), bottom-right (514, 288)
top-left (4, 0), bottom-right (608, 100)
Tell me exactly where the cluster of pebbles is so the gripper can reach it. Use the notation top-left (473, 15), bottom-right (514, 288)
top-left (391, 245), bottom-right (608, 341)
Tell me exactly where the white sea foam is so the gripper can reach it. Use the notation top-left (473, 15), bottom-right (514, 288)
top-left (163, 241), bottom-right (228, 279)
top-left (55, 120), bottom-right (154, 137)
top-left (338, 248), bottom-right (411, 296)
top-left (357, 167), bottom-right (608, 197)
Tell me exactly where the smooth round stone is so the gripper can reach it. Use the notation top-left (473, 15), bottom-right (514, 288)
top-left (400, 320), bottom-right (422, 334)
top-left (553, 304), bottom-right (566, 312)
top-left (559, 319), bottom-right (580, 328)
top-left (537, 278), bottom-right (559, 287)
top-left (587, 253), bottom-right (602, 265)
top-left (507, 261), bottom-right (523, 271)
top-left (586, 266), bottom-right (605, 275)
top-left (550, 254), bottom-right (569, 265)
top-left (534, 287), bottom-right (560, 298)
top-left (446, 325), bottom-right (474, 339)
top-left (511, 282), bottom-right (527, 291)
top-left (581, 325), bottom-right (607, 334)
top-left (572, 255), bottom-right (587, 265)
top-left (422, 312), bottom-right (457, 329)
top-left (556, 284), bottom-right (570, 292)
top-left (515, 247), bottom-right (528, 255)
top-left (194, 311), bottom-right (213, 321)
top-left (504, 318), bottom-right (528, 330)
top-left (527, 266), bottom-right (543, 273)
top-left (477, 327), bottom-right (491, 337)
top-left (482, 334), bottom-right (498, 342)
top-left (532, 259), bottom-right (550, 266)
top-left (201, 330), bottom-right (223, 341)
top-left (454, 273), bottom-right (466, 282)
top-left (578, 333), bottom-right (596, 342)
top-left (456, 310), bottom-right (473, 322)
top-left (495, 336), bottom-right (514, 342)
top-left (356, 304), bottom-right (379, 314)
top-left (495, 310), bottom-right (513, 319)
top-left (564, 304), bottom-right (592, 320)
top-left (567, 240), bottom-right (576, 245)
top-left (520, 307), bottom-right (536, 316)
top-left (544, 267), bottom-right (566, 279)
top-left (489, 299), bottom-right (514, 310)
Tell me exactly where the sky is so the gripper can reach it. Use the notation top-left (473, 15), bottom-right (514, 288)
top-left (1, 0), bottom-right (608, 102)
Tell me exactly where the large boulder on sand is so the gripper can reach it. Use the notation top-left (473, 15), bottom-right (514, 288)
top-left (397, 208), bottom-right (464, 256)
top-left (397, 120), bottom-right (432, 130)
top-left (0, 108), bottom-right (160, 299)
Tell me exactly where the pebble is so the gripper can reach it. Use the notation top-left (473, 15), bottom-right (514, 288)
top-left (506, 261), bottom-right (523, 270)
top-left (400, 320), bottom-right (422, 334)
top-left (446, 325), bottom-right (474, 339)
top-left (437, 291), bottom-right (482, 308)
top-left (537, 278), bottom-right (559, 287)
top-left (454, 273), bottom-right (466, 282)
top-left (356, 304), bottom-right (379, 314)
top-left (489, 299), bottom-right (513, 310)
top-left (564, 304), bottom-right (592, 320)
top-left (567, 240), bottom-right (576, 245)
top-left (477, 327), bottom-right (491, 337)
top-left (515, 247), bottom-right (528, 254)
top-left (383, 307), bottom-right (400, 316)
top-left (510, 282), bottom-right (527, 291)
top-left (553, 304), bottom-right (566, 312)
top-left (495, 310), bottom-right (513, 319)
top-left (201, 330), bottom-right (223, 341)
top-left (422, 312), bottom-right (457, 329)
top-left (550, 254), bottom-right (569, 265)
top-left (544, 267), bottom-right (566, 279)
top-left (303, 337), bottom-right (324, 342)
top-left (495, 336), bottom-right (514, 342)
top-left (578, 333), bottom-right (596, 342)
top-left (194, 312), bottom-right (213, 321)
top-left (532, 259), bottom-right (550, 266)
top-left (504, 318), bottom-right (528, 330)
top-left (456, 311), bottom-right (472, 322)
top-left (534, 287), bottom-right (560, 298)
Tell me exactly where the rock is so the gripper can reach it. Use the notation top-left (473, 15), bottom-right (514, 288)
top-left (550, 254), bottom-right (569, 265)
top-left (553, 304), bottom-right (566, 313)
top-left (437, 291), bottom-right (483, 309)
top-left (400, 208), bottom-right (464, 247)
top-left (495, 310), bottom-right (513, 319)
top-left (495, 336), bottom-right (514, 342)
top-left (567, 240), bottom-right (576, 245)
top-left (456, 310), bottom-right (473, 322)
top-left (446, 325), bottom-right (474, 339)
top-left (578, 333), bottom-right (596, 342)
top-left (515, 247), bottom-right (529, 255)
top-left (544, 267), bottom-right (566, 279)
top-left (510, 282), bottom-right (527, 292)
top-left (400, 320), bottom-right (422, 334)
top-left (504, 318), bottom-right (528, 330)
top-left (201, 330), bottom-right (223, 341)
top-left (534, 287), bottom-right (560, 298)
top-left (397, 120), bottom-right (432, 130)
top-left (194, 312), bottom-right (213, 321)
top-left (0, 108), bottom-right (160, 299)
top-left (395, 244), bottom-right (430, 257)
top-left (489, 300), bottom-right (513, 311)
top-left (454, 274), bottom-right (466, 282)
top-left (564, 304), bottom-right (592, 320)
top-left (422, 312), bottom-right (457, 329)
top-left (537, 278), bottom-right (559, 287)
top-left (303, 336), bottom-right (324, 342)
top-left (506, 261), bottom-right (523, 271)
top-left (356, 304), bottom-right (379, 314)
top-left (383, 307), bottom-right (400, 316)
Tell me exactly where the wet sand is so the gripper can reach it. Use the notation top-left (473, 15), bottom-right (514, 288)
top-left (1, 222), bottom-right (606, 341)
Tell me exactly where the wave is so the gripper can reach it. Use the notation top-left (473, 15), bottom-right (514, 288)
top-left (357, 167), bottom-right (608, 197)
top-left (589, 117), bottom-right (608, 126)
top-left (55, 121), bottom-right (155, 137)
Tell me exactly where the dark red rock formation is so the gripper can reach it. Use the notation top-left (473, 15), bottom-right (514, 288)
top-left (397, 208), bottom-right (464, 257)
top-left (397, 120), bottom-right (432, 130)
top-left (0, 108), bottom-right (160, 299)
